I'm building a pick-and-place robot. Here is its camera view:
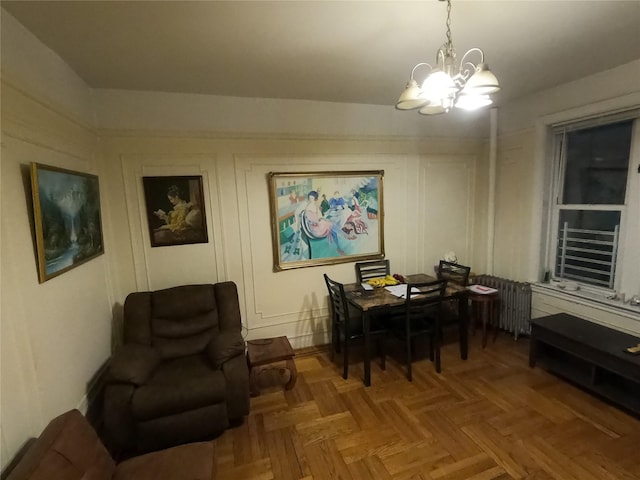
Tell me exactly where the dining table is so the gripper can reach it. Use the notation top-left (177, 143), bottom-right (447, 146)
top-left (344, 273), bottom-right (469, 387)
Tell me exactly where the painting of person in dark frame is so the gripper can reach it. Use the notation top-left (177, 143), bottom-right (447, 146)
top-left (143, 176), bottom-right (208, 247)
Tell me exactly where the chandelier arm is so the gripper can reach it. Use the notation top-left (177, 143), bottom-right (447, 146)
top-left (458, 48), bottom-right (485, 72)
top-left (459, 61), bottom-right (478, 81)
top-left (410, 62), bottom-right (433, 81)
top-left (435, 47), bottom-right (448, 69)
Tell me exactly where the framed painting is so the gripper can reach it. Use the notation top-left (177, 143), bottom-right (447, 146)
top-left (30, 163), bottom-right (104, 283)
top-left (142, 175), bottom-right (208, 247)
top-left (268, 171), bottom-right (384, 271)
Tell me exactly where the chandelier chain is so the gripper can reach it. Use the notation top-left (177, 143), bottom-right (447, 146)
top-left (444, 0), bottom-right (454, 57)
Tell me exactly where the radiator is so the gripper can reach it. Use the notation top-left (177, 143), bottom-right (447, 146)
top-left (474, 275), bottom-right (532, 340)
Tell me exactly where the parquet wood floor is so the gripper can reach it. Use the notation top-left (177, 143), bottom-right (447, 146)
top-left (214, 332), bottom-right (640, 479)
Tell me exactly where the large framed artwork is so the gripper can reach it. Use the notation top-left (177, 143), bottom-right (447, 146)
top-left (142, 176), bottom-right (208, 247)
top-left (30, 163), bottom-right (104, 283)
top-left (268, 171), bottom-right (384, 271)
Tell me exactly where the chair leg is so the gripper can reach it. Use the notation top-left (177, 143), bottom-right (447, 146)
top-left (471, 300), bottom-right (479, 336)
top-left (343, 338), bottom-right (349, 379)
top-left (428, 335), bottom-right (434, 361)
top-left (377, 336), bottom-right (386, 371)
top-left (406, 334), bottom-right (412, 382)
top-left (330, 327), bottom-right (337, 362)
top-left (431, 334), bottom-right (441, 373)
top-left (481, 302), bottom-right (489, 349)
top-left (492, 299), bottom-right (500, 343)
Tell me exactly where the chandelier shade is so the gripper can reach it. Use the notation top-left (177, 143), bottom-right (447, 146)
top-left (418, 104), bottom-right (447, 116)
top-left (455, 94), bottom-right (493, 111)
top-left (461, 64), bottom-right (500, 95)
top-left (395, 0), bottom-right (500, 115)
top-left (396, 79), bottom-right (429, 110)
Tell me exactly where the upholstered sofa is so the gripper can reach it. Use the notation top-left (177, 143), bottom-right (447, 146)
top-left (103, 282), bottom-right (249, 453)
top-left (6, 409), bottom-right (213, 480)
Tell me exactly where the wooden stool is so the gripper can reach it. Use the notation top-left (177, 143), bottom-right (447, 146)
top-left (246, 336), bottom-right (297, 396)
top-left (469, 292), bottom-right (500, 348)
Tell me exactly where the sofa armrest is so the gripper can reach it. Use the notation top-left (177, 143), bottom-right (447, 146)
top-left (206, 330), bottom-right (245, 368)
top-left (221, 353), bottom-right (250, 420)
top-left (6, 410), bottom-right (117, 480)
top-left (107, 344), bottom-right (161, 386)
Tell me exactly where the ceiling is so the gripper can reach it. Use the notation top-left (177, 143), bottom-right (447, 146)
top-left (2, 1), bottom-right (640, 108)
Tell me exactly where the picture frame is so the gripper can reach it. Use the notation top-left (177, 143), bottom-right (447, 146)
top-left (142, 175), bottom-right (208, 247)
top-left (30, 163), bottom-right (104, 283)
top-left (268, 171), bottom-right (384, 271)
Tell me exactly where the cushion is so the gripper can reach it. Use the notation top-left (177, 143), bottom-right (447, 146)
top-left (131, 358), bottom-right (226, 420)
top-left (151, 285), bottom-right (216, 319)
top-left (114, 442), bottom-right (213, 480)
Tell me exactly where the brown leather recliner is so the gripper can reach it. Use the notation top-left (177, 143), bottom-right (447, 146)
top-left (103, 282), bottom-right (249, 453)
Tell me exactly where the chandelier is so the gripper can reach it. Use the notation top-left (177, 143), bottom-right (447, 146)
top-left (396, 0), bottom-right (500, 115)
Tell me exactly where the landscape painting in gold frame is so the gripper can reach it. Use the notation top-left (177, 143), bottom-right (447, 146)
top-left (30, 163), bottom-right (104, 283)
top-left (268, 171), bottom-right (384, 271)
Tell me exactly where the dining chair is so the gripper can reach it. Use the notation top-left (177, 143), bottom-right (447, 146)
top-left (355, 259), bottom-right (390, 283)
top-left (323, 274), bottom-right (386, 380)
top-left (388, 279), bottom-right (447, 380)
top-left (436, 260), bottom-right (471, 334)
top-left (436, 260), bottom-right (471, 287)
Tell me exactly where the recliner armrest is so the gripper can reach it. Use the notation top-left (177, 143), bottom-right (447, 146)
top-left (207, 330), bottom-right (245, 368)
top-left (107, 344), bottom-right (161, 385)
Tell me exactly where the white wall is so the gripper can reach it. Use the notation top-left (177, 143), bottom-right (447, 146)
top-left (1, 11), bottom-right (111, 470)
top-left (494, 60), bottom-right (640, 333)
top-left (0, 10), bottom-right (95, 125)
top-left (99, 130), bottom-right (486, 347)
top-left (498, 60), bottom-right (640, 137)
top-left (93, 88), bottom-right (491, 139)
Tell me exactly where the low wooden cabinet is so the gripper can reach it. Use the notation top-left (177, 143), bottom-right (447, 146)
top-left (530, 313), bottom-right (640, 416)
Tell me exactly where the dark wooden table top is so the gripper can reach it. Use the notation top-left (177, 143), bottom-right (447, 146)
top-left (344, 273), bottom-right (467, 312)
top-left (531, 313), bottom-right (640, 365)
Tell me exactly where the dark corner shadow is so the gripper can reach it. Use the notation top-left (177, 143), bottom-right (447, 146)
top-left (299, 291), bottom-right (327, 347)
top-left (20, 163), bottom-right (39, 276)
top-left (83, 301), bottom-right (123, 439)
top-left (111, 302), bottom-right (124, 353)
top-left (85, 357), bottom-right (109, 431)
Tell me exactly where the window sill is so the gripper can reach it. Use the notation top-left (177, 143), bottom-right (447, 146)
top-left (532, 282), bottom-right (640, 321)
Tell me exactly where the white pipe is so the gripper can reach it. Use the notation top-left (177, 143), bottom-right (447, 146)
top-left (487, 107), bottom-right (498, 275)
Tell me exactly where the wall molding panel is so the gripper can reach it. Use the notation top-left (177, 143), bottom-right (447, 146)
top-left (118, 153), bottom-right (221, 292)
top-left (232, 152), bottom-right (466, 343)
top-left (418, 154), bottom-right (477, 271)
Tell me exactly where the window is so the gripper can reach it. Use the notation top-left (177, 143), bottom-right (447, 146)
top-left (548, 111), bottom-right (639, 294)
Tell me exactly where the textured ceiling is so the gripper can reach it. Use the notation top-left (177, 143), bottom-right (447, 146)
top-left (3, 1), bottom-right (640, 107)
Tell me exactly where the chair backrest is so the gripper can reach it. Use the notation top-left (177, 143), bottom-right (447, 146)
top-left (123, 282), bottom-right (242, 360)
top-left (404, 279), bottom-right (447, 322)
top-left (324, 274), bottom-right (349, 325)
top-left (355, 259), bottom-right (390, 283)
top-left (323, 274), bottom-right (363, 336)
top-left (437, 260), bottom-right (471, 287)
